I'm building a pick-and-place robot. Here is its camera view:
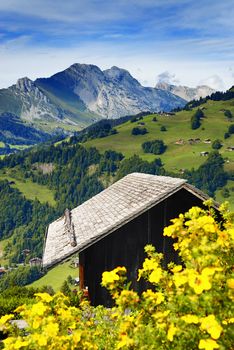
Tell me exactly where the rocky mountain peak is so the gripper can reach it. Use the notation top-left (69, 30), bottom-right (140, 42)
top-left (155, 81), bottom-right (170, 90)
top-left (104, 66), bottom-right (140, 87)
top-left (67, 63), bottom-right (103, 77)
top-left (155, 81), bottom-right (215, 101)
top-left (16, 77), bottom-right (35, 92)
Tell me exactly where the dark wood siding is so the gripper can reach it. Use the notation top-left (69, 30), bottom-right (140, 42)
top-left (82, 188), bottom-right (204, 305)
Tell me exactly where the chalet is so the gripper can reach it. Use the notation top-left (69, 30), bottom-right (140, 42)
top-left (29, 257), bottom-right (42, 267)
top-left (0, 267), bottom-right (6, 277)
top-left (200, 151), bottom-right (209, 156)
top-left (175, 139), bottom-right (185, 145)
top-left (43, 173), bottom-right (214, 306)
top-left (188, 138), bottom-right (201, 144)
top-left (203, 139), bottom-right (211, 144)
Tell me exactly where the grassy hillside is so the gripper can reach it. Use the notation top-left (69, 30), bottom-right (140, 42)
top-left (0, 170), bottom-right (56, 206)
top-left (215, 180), bottom-right (234, 210)
top-left (85, 99), bottom-right (234, 173)
top-left (29, 259), bottom-right (78, 291)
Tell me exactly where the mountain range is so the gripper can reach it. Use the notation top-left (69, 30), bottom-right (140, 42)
top-left (0, 64), bottom-right (215, 146)
top-left (155, 82), bottom-right (215, 101)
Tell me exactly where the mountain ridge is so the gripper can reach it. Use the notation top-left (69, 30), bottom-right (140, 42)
top-left (0, 64), bottom-right (186, 131)
top-left (0, 64), bottom-right (217, 148)
top-left (156, 81), bottom-right (215, 102)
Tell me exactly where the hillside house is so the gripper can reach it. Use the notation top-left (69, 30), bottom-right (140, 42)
top-left (200, 151), bottom-right (209, 156)
top-left (0, 267), bottom-right (6, 277)
top-left (43, 173), bottom-right (214, 306)
top-left (175, 139), bottom-right (185, 145)
top-left (29, 257), bottom-right (42, 267)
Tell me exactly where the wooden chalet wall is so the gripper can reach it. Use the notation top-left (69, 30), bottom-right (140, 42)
top-left (80, 188), bottom-right (204, 306)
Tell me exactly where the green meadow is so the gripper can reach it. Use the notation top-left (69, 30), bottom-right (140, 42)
top-left (215, 180), bottom-right (234, 210)
top-left (0, 170), bottom-right (56, 206)
top-left (85, 99), bottom-right (234, 173)
top-left (29, 260), bottom-right (79, 291)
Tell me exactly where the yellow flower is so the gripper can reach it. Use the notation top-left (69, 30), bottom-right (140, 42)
top-left (227, 228), bottom-right (234, 240)
top-left (102, 271), bottom-right (119, 285)
top-left (148, 267), bottom-right (162, 284)
top-left (35, 293), bottom-right (53, 303)
top-left (217, 230), bottom-right (229, 246)
top-left (32, 334), bottom-right (48, 346)
top-left (155, 292), bottom-right (165, 305)
top-left (31, 301), bottom-right (47, 316)
top-left (181, 314), bottom-right (199, 324)
top-left (4, 337), bottom-right (29, 349)
top-left (163, 225), bottom-right (175, 237)
top-left (117, 290), bottom-right (139, 307)
top-left (32, 317), bottom-right (41, 330)
top-left (171, 265), bottom-right (182, 273)
top-left (187, 206), bottom-right (203, 218)
top-left (0, 314), bottom-right (13, 326)
top-left (102, 266), bottom-right (126, 287)
top-left (200, 315), bottom-right (222, 339)
top-left (73, 330), bottom-right (82, 344)
top-left (227, 278), bottom-right (234, 289)
top-left (167, 323), bottom-right (178, 341)
top-left (198, 338), bottom-right (219, 350)
top-left (197, 216), bottom-right (216, 233)
top-left (143, 258), bottom-right (159, 271)
top-left (58, 308), bottom-right (72, 320)
top-left (142, 290), bottom-right (165, 305)
top-left (153, 310), bottom-right (170, 321)
top-left (117, 335), bottom-right (134, 349)
top-left (44, 322), bottom-right (59, 337)
top-left (173, 272), bottom-right (188, 288)
top-left (188, 270), bottom-right (212, 295)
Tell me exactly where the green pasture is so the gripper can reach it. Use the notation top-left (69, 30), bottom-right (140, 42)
top-left (29, 260), bottom-right (79, 291)
top-left (85, 100), bottom-right (234, 173)
top-left (215, 180), bottom-right (234, 211)
top-left (0, 170), bottom-right (56, 206)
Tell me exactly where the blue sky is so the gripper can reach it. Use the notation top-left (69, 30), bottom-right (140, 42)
top-left (0, 0), bottom-right (233, 89)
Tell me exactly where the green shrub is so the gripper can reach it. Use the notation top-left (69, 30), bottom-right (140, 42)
top-left (212, 139), bottom-right (222, 150)
top-left (131, 127), bottom-right (148, 135)
top-left (142, 140), bottom-right (166, 155)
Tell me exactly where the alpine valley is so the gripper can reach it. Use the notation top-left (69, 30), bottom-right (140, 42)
top-left (0, 65), bottom-right (233, 305)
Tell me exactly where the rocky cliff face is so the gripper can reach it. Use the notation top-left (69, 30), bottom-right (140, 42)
top-left (155, 82), bottom-right (215, 102)
top-left (7, 77), bottom-right (63, 122)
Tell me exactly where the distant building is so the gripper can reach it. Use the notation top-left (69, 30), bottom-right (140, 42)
top-left (29, 257), bottom-right (42, 267)
top-left (43, 173), bottom-right (217, 306)
top-left (0, 267), bottom-right (6, 277)
top-left (203, 139), bottom-right (211, 144)
top-left (22, 249), bottom-right (30, 256)
top-left (200, 151), bottom-right (209, 156)
top-left (175, 139), bottom-right (185, 145)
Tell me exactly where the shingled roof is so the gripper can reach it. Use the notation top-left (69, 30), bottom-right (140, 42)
top-left (42, 173), bottom-right (209, 268)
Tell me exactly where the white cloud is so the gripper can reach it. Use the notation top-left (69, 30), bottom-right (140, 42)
top-left (199, 75), bottom-right (225, 91)
top-left (156, 71), bottom-right (180, 85)
top-left (0, 0), bottom-right (234, 90)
